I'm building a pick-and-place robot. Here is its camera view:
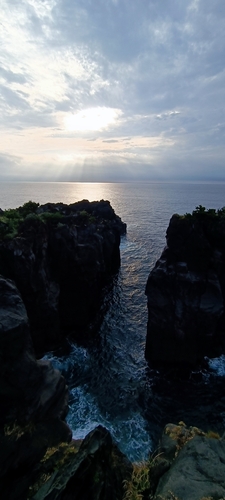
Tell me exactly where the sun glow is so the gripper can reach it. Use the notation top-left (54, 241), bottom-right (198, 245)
top-left (64, 107), bottom-right (122, 132)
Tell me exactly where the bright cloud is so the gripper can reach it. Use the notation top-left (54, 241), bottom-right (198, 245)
top-left (0, 0), bottom-right (225, 181)
top-left (64, 107), bottom-right (122, 132)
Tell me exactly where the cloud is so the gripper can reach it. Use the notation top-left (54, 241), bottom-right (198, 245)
top-left (156, 111), bottom-right (181, 120)
top-left (102, 139), bottom-right (119, 143)
top-left (0, 67), bottom-right (27, 84)
top-left (0, 0), bottom-right (225, 180)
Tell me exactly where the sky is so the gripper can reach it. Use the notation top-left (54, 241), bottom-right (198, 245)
top-left (1, 0), bottom-right (225, 182)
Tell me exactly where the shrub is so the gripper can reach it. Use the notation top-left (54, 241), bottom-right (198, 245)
top-left (0, 202), bottom-right (64, 240)
top-left (18, 201), bottom-right (39, 217)
top-left (39, 212), bottom-right (63, 223)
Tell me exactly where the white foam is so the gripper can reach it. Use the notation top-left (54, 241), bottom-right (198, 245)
top-left (208, 355), bottom-right (225, 377)
top-left (67, 385), bottom-right (152, 462)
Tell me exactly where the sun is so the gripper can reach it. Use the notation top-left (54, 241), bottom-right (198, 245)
top-left (64, 107), bottom-right (122, 132)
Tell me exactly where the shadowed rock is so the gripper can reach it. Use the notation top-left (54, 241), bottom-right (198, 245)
top-left (0, 199), bottom-right (126, 355)
top-left (145, 207), bottom-right (225, 368)
top-left (32, 425), bottom-right (132, 500)
top-left (0, 275), bottom-right (69, 425)
top-left (151, 422), bottom-right (225, 500)
top-left (0, 275), bottom-right (71, 498)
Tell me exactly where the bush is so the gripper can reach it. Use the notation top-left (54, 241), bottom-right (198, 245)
top-left (0, 201), bottom-right (62, 240)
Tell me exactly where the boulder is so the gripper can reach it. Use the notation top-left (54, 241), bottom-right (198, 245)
top-left (145, 207), bottom-right (225, 368)
top-left (152, 422), bottom-right (225, 500)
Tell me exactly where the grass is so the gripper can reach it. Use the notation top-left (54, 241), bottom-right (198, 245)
top-left (123, 460), bottom-right (152, 500)
top-left (4, 421), bottom-right (36, 440)
top-left (164, 422), bottom-right (221, 458)
top-left (123, 452), bottom-right (164, 500)
top-left (28, 441), bottom-right (80, 498)
top-left (40, 441), bottom-right (79, 469)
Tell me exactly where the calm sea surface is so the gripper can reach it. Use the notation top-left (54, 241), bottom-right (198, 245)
top-left (1, 181), bottom-right (225, 460)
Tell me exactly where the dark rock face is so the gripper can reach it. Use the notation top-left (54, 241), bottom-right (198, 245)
top-left (0, 200), bottom-right (126, 354)
top-left (0, 275), bottom-right (72, 499)
top-left (0, 275), bottom-right (69, 426)
top-left (0, 276), bottom-right (131, 500)
top-left (145, 209), bottom-right (225, 367)
top-left (152, 422), bottom-right (225, 500)
top-left (32, 425), bottom-right (132, 500)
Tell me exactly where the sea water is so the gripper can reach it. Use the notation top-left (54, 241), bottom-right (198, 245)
top-left (1, 181), bottom-right (225, 460)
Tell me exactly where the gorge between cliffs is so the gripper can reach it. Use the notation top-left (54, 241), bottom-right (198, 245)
top-left (1, 182), bottom-right (225, 500)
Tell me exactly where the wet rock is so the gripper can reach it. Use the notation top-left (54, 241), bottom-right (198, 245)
top-left (145, 208), bottom-right (225, 368)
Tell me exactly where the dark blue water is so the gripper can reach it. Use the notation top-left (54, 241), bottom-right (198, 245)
top-left (1, 181), bottom-right (225, 460)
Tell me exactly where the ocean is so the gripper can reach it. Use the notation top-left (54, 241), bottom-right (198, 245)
top-left (1, 181), bottom-right (225, 461)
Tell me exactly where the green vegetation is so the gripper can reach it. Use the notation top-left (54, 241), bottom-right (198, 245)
top-left (0, 201), bottom-right (63, 240)
top-left (172, 205), bottom-right (225, 257)
top-left (39, 211), bottom-right (63, 222)
top-left (78, 209), bottom-right (96, 224)
top-left (0, 201), bottom-right (98, 240)
top-left (175, 205), bottom-right (225, 224)
top-left (183, 205), bottom-right (225, 220)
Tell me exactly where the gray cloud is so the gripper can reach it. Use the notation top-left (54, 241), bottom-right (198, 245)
top-left (0, 67), bottom-right (27, 84)
top-left (102, 139), bottom-right (119, 143)
top-left (0, 0), bottom-right (225, 180)
top-left (0, 85), bottom-right (31, 110)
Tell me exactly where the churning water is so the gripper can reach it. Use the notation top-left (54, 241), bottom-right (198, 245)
top-left (1, 181), bottom-right (225, 460)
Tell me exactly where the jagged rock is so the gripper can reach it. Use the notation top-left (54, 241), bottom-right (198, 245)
top-left (152, 423), bottom-right (225, 500)
top-left (0, 419), bottom-right (72, 500)
top-left (0, 271), bottom-right (131, 500)
top-left (31, 425), bottom-right (132, 500)
top-left (0, 275), bottom-right (69, 425)
top-left (145, 208), bottom-right (225, 368)
top-left (0, 275), bottom-right (71, 499)
top-left (0, 200), bottom-right (126, 354)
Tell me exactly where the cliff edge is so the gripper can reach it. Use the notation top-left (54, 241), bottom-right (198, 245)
top-left (0, 199), bottom-right (126, 355)
top-left (145, 206), bottom-right (225, 368)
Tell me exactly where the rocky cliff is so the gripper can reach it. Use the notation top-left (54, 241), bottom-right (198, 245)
top-left (0, 275), bottom-right (132, 499)
top-left (0, 200), bottom-right (131, 499)
top-left (0, 199), bottom-right (126, 355)
top-left (145, 206), bottom-right (225, 368)
top-left (0, 275), bottom-right (71, 497)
